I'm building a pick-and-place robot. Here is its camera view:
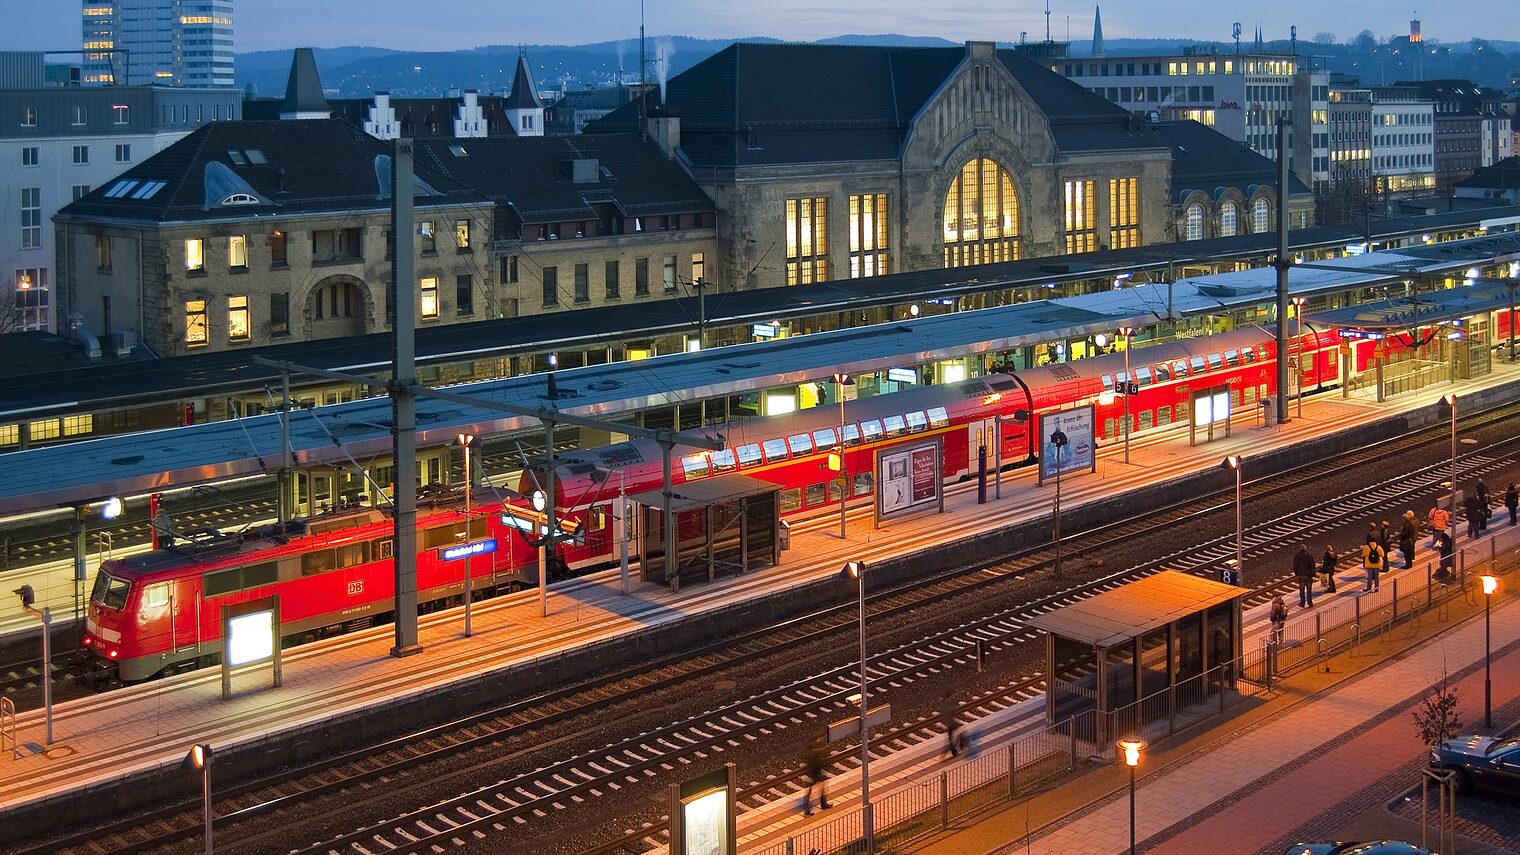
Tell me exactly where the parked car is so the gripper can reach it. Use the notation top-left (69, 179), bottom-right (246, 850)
top-left (1431, 734), bottom-right (1520, 794)
top-left (1283, 843), bottom-right (1430, 855)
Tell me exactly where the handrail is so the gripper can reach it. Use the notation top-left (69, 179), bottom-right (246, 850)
top-left (0, 697), bottom-right (16, 760)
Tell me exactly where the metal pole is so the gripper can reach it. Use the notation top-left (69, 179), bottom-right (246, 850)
top-left (1275, 116), bottom-right (1292, 426)
top-left (857, 569), bottom-right (874, 854)
top-left (41, 607), bottom-right (52, 745)
top-left (1123, 334), bottom-right (1131, 463)
top-left (1485, 591), bottom-right (1492, 728)
top-left (1129, 762), bottom-right (1137, 855)
top-left (1508, 281), bottom-right (1515, 362)
top-left (202, 754), bottom-right (212, 855)
top-left (661, 440), bottom-right (677, 593)
top-left (1296, 312), bottom-right (1304, 419)
top-left (1235, 463), bottom-right (1244, 579)
top-left (1450, 399), bottom-right (1459, 542)
top-left (462, 440), bottom-right (472, 638)
top-left (619, 470), bottom-right (630, 595)
top-left (279, 362), bottom-right (292, 521)
top-left (838, 380), bottom-right (848, 540)
top-left (72, 508), bottom-right (86, 628)
top-left (994, 416), bottom-right (1002, 499)
top-left (1053, 444), bottom-right (1064, 579)
top-left (542, 417), bottom-right (556, 617)
top-left (390, 138), bottom-right (421, 658)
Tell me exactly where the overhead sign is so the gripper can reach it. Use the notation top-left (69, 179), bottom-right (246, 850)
top-left (1339, 328), bottom-right (1385, 341)
top-left (751, 322), bottom-right (778, 339)
top-left (887, 367), bottom-right (918, 384)
top-left (439, 538), bottom-right (497, 562)
top-left (876, 440), bottom-right (943, 524)
top-left (1037, 405), bottom-right (1096, 485)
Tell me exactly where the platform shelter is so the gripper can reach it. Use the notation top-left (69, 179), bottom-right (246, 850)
top-left (1027, 570), bottom-right (1243, 741)
top-left (629, 475), bottom-right (780, 589)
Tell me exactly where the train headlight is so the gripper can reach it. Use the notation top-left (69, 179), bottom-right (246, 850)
top-left (532, 490), bottom-right (547, 512)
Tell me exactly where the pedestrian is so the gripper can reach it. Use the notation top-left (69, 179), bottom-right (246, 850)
top-left (1361, 539), bottom-right (1384, 592)
top-left (1293, 544), bottom-right (1316, 607)
top-left (1505, 482), bottom-right (1518, 526)
top-left (1475, 480), bottom-right (1491, 532)
top-left (803, 733), bottom-right (831, 815)
top-left (1320, 544), bottom-right (1338, 594)
top-left (941, 692), bottom-right (963, 758)
top-left (1365, 522), bottom-right (1379, 545)
top-left (1269, 594), bottom-right (1289, 643)
top-left (1399, 510), bottom-right (1418, 570)
top-left (1377, 519), bottom-right (1392, 558)
top-left (1436, 530), bottom-right (1455, 580)
top-left (1465, 491), bottom-right (1484, 539)
top-left (1428, 505), bottom-right (1450, 546)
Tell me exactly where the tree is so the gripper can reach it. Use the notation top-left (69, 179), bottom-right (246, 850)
top-left (1314, 32), bottom-right (1337, 45)
top-left (1411, 671), bottom-right (1463, 748)
top-left (1354, 30), bottom-right (1377, 52)
top-left (0, 282), bottom-right (26, 336)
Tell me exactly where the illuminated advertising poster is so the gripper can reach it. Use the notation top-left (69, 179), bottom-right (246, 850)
top-left (1038, 405), bottom-right (1096, 485)
top-left (682, 788), bottom-right (728, 855)
top-left (226, 610), bottom-right (274, 666)
top-left (877, 440), bottom-right (943, 522)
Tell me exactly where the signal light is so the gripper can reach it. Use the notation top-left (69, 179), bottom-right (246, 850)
top-left (825, 451), bottom-right (842, 472)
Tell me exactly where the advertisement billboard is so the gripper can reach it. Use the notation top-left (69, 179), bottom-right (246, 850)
top-left (876, 439), bottom-right (944, 525)
top-left (1037, 405), bottom-right (1096, 485)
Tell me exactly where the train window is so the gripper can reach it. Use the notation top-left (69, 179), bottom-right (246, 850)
top-left (883, 415), bottom-right (906, 437)
top-left (1244, 386), bottom-right (1256, 404)
top-left (805, 483), bottom-right (827, 506)
top-left (302, 550), bottom-right (337, 576)
top-left (245, 562), bottom-right (278, 589)
top-left (1114, 370), bottom-right (1129, 385)
top-left (711, 449), bottom-right (737, 474)
top-left (1231, 388), bottom-right (1242, 407)
top-left (762, 438), bottom-right (789, 462)
top-left (1104, 418), bottom-right (1115, 437)
top-left (828, 479), bottom-right (844, 502)
top-left (1175, 398), bottom-right (1189, 421)
top-left (779, 488), bottom-right (802, 513)
top-left (853, 471), bottom-right (873, 496)
top-left (336, 542), bottom-right (369, 569)
top-left (787, 433), bottom-right (813, 456)
top-left (813, 428), bottom-right (837, 448)
top-left (682, 454), bottom-right (711, 480)
top-left (373, 538), bottom-right (394, 560)
top-left (1158, 405), bottom-right (1173, 425)
top-left (736, 444), bottom-right (763, 467)
top-left (1135, 367), bottom-right (1153, 386)
top-left (842, 424), bottom-right (862, 447)
top-left (1224, 349), bottom-right (1239, 368)
top-left (1189, 356), bottom-right (1206, 374)
top-left (1154, 364), bottom-right (1171, 382)
top-left (1139, 410), bottom-right (1155, 430)
top-left (1101, 375), bottom-right (1114, 390)
top-left (423, 523), bottom-right (466, 550)
top-left (144, 583), bottom-right (169, 608)
top-left (927, 407), bottom-right (949, 428)
top-left (1173, 360), bottom-right (1189, 378)
top-left (860, 420), bottom-right (883, 442)
top-left (1241, 348), bottom-right (1257, 363)
top-left (203, 568), bottom-right (240, 598)
top-left (1207, 353), bottom-right (1223, 371)
top-left (905, 411), bottom-right (928, 433)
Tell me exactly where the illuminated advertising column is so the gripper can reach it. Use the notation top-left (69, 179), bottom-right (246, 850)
top-left (668, 763), bottom-right (737, 855)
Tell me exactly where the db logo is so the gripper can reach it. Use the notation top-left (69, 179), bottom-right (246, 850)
top-left (346, 579), bottom-right (364, 596)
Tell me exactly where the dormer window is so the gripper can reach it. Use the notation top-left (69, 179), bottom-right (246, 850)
top-left (221, 193), bottom-right (260, 205)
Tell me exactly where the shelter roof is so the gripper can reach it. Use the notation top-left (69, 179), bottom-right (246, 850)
top-left (1026, 570), bottom-right (1241, 648)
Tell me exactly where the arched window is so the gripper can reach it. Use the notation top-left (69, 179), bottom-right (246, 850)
top-left (1220, 202), bottom-right (1238, 237)
top-left (942, 158), bottom-right (1020, 267)
top-left (1184, 204), bottom-right (1204, 241)
top-left (314, 281), bottom-right (359, 319)
top-left (1253, 198), bottom-right (1270, 233)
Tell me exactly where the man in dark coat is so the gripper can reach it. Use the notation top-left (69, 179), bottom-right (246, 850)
top-left (802, 733), bottom-right (831, 815)
top-left (1399, 510), bottom-right (1419, 569)
top-left (1320, 545), bottom-right (1338, 593)
top-left (1506, 482), bottom-right (1518, 526)
top-left (1476, 480), bottom-right (1491, 531)
top-left (1293, 544), bottom-right (1317, 607)
top-left (1465, 492), bottom-right (1485, 539)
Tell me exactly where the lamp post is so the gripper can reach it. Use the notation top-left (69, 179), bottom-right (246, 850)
top-left (833, 373), bottom-right (854, 540)
top-left (1117, 738), bottom-right (1147, 855)
top-left (1052, 430), bottom-right (1068, 579)
top-left (1482, 574), bottom-right (1499, 728)
top-left (71, 495), bottom-right (123, 629)
top-left (843, 561), bottom-right (874, 853)
top-left (183, 743), bottom-right (213, 855)
top-left (457, 432), bottom-right (475, 638)
top-left (1223, 456), bottom-right (1243, 583)
top-left (1117, 326), bottom-right (1135, 463)
top-left (1291, 296), bottom-right (1307, 419)
top-left (1442, 394), bottom-right (1458, 541)
top-left (12, 585), bottom-right (51, 744)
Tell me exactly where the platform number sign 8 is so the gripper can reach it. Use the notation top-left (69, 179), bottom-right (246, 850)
top-left (1220, 567), bottom-right (1239, 586)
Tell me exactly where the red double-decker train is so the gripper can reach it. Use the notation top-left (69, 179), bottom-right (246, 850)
top-left (85, 325), bottom-right (1344, 681)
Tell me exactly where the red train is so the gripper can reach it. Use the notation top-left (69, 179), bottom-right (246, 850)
top-left (84, 325), bottom-right (1341, 681)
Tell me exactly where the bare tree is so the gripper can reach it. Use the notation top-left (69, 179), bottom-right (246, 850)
top-left (1313, 32), bottom-right (1337, 45)
top-left (1412, 670), bottom-right (1463, 748)
top-left (0, 281), bottom-right (26, 336)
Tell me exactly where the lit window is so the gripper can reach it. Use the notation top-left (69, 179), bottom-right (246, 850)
top-left (1063, 180), bottom-right (1096, 254)
top-left (113, 104), bottom-right (129, 125)
top-left (943, 159), bottom-right (1020, 268)
top-left (185, 299), bottom-right (208, 345)
top-left (20, 106), bottom-right (37, 127)
top-left (62, 414), bottom-right (94, 436)
top-left (1185, 204), bottom-right (1204, 241)
top-left (785, 197), bottom-right (830, 284)
top-left (692, 251), bottom-right (705, 285)
top-left (228, 295), bottom-right (249, 341)
top-left (848, 193), bottom-right (889, 277)
top-left (1220, 202), bottom-right (1238, 237)
top-left (1108, 178), bottom-right (1140, 249)
top-left (420, 276), bottom-right (438, 318)
top-left (454, 219), bottom-right (470, 249)
top-left (96, 234), bottom-right (112, 271)
top-left (185, 238), bottom-right (204, 271)
top-left (419, 221), bottom-right (436, 253)
top-left (228, 235), bottom-right (247, 269)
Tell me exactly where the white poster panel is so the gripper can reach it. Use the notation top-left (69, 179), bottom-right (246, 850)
top-left (876, 440), bottom-right (943, 522)
top-left (682, 789), bottom-right (728, 855)
top-left (1038, 405), bottom-right (1096, 485)
top-left (226, 610), bottom-right (274, 666)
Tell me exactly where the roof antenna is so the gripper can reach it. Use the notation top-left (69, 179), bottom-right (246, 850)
top-left (1233, 22), bottom-right (1242, 54)
top-left (1045, 0), bottom-right (1051, 43)
top-left (638, 0), bottom-right (647, 141)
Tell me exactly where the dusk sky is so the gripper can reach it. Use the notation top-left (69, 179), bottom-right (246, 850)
top-left (4, 0), bottom-right (1516, 54)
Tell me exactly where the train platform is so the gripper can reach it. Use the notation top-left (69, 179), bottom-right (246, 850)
top-left (3, 359), bottom-right (1520, 828)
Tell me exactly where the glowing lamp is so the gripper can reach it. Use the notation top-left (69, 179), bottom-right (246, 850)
top-left (532, 490), bottom-right (547, 512)
top-left (1481, 575), bottom-right (1499, 596)
top-left (1117, 737), bottom-right (1147, 767)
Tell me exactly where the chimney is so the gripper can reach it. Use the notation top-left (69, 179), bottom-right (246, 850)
top-left (646, 105), bottom-right (681, 160)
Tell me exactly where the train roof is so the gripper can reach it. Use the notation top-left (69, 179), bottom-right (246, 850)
top-left (4, 231), bottom-right (1519, 516)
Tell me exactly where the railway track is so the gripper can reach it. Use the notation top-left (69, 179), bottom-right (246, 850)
top-left (16, 397), bottom-right (1516, 855)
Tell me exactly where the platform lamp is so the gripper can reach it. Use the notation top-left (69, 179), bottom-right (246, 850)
top-left (842, 560), bottom-right (875, 853)
top-left (832, 373), bottom-right (854, 540)
top-left (69, 495), bottom-right (123, 631)
top-left (1051, 430), bottom-right (1069, 579)
top-left (1482, 574), bottom-right (1500, 728)
top-left (182, 743), bottom-right (213, 855)
top-left (457, 432), bottom-right (476, 638)
top-left (1290, 296), bottom-right (1307, 418)
top-left (1116, 326), bottom-right (1135, 463)
top-left (12, 585), bottom-right (51, 745)
top-left (1222, 456), bottom-right (1243, 583)
top-left (1440, 394), bottom-right (1458, 541)
top-left (1117, 737), bottom-right (1147, 855)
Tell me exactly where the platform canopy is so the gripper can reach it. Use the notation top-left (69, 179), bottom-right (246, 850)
top-left (1310, 275), bottom-right (1519, 332)
top-left (627, 473), bottom-right (779, 512)
top-left (1026, 569), bottom-right (1242, 649)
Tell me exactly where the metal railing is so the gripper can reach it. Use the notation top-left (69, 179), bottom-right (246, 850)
top-left (0, 697), bottom-right (16, 760)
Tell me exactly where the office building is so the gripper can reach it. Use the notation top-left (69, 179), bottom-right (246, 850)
top-left (82, 0), bottom-right (234, 87)
top-left (1370, 86), bottom-right (1436, 198)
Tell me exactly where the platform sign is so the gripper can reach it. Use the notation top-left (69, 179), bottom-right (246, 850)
top-left (439, 538), bottom-right (497, 562)
top-left (1037, 405), bottom-right (1096, 485)
top-left (668, 764), bottom-right (737, 855)
top-left (875, 439), bottom-right (944, 526)
top-left (220, 595), bottom-right (281, 700)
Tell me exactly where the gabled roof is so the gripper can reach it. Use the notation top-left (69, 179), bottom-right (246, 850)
top-left (56, 119), bottom-right (484, 225)
top-left (1151, 120), bottom-right (1312, 202)
top-left (412, 134), bottom-right (713, 222)
top-left (587, 41), bottom-right (1165, 167)
top-left (328, 94), bottom-right (519, 138)
top-left (507, 55), bottom-right (541, 110)
top-left (280, 47), bottom-right (330, 117)
top-left (1457, 156), bottom-right (1520, 191)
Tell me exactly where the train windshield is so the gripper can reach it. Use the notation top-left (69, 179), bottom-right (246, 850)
top-left (90, 571), bottom-right (131, 610)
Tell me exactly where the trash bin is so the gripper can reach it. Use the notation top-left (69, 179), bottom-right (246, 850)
top-left (778, 519), bottom-right (791, 551)
top-left (1260, 397), bottom-right (1275, 426)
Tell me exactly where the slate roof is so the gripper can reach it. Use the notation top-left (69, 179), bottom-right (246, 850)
top-left (1150, 120), bottom-right (1312, 202)
top-left (55, 119), bottom-right (485, 225)
top-left (587, 42), bottom-right (1165, 167)
top-left (412, 134), bottom-right (713, 222)
top-left (1456, 156), bottom-right (1520, 191)
top-left (507, 55), bottom-right (541, 110)
top-left (280, 48), bottom-right (330, 116)
top-left (328, 95), bottom-right (519, 138)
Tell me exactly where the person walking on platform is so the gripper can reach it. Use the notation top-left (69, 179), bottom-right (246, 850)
top-left (1505, 482), bottom-right (1518, 526)
top-left (1269, 594), bottom-right (1289, 644)
top-left (1476, 480), bottom-right (1491, 531)
top-left (941, 691), bottom-right (964, 757)
top-left (1465, 492), bottom-right (1485, 539)
top-left (1293, 544), bottom-right (1317, 607)
top-left (1399, 510), bottom-right (1419, 570)
top-left (802, 733), bottom-right (831, 815)
top-left (1321, 545), bottom-right (1338, 594)
top-left (1361, 539), bottom-right (1384, 592)
top-left (1428, 506), bottom-right (1450, 547)
top-left (1435, 531), bottom-right (1455, 581)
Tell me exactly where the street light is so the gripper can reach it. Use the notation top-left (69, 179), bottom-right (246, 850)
top-left (1482, 574), bottom-right (1499, 728)
top-left (833, 373), bottom-right (854, 540)
top-left (1117, 326), bottom-right (1135, 464)
top-left (1052, 430), bottom-right (1069, 579)
top-left (1222, 456), bottom-right (1243, 584)
top-left (1291, 296), bottom-right (1307, 419)
top-left (182, 743), bottom-right (213, 855)
top-left (12, 585), bottom-right (51, 744)
top-left (1442, 394), bottom-right (1458, 542)
top-left (842, 560), bottom-right (875, 852)
top-left (457, 433), bottom-right (475, 638)
top-left (1117, 737), bottom-right (1147, 855)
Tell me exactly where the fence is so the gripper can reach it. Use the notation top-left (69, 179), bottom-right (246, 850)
top-left (1378, 360), bottom-right (1452, 402)
top-left (0, 697), bottom-right (15, 760)
top-left (744, 521), bottom-right (1520, 855)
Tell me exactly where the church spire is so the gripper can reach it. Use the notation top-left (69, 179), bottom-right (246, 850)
top-left (1091, 5), bottom-right (1105, 57)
